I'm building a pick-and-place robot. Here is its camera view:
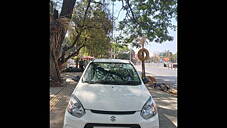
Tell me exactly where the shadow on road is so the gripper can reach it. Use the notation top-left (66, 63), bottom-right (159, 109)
top-left (157, 99), bottom-right (177, 128)
top-left (147, 87), bottom-right (177, 127)
top-left (158, 107), bottom-right (177, 128)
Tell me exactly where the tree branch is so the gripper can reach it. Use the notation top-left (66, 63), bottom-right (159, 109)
top-left (92, 1), bottom-right (104, 6)
top-left (63, 0), bottom-right (91, 52)
top-left (58, 0), bottom-right (92, 65)
top-left (125, 0), bottom-right (138, 25)
top-left (82, 0), bottom-right (91, 25)
top-left (59, 30), bottom-right (82, 63)
top-left (61, 44), bottom-right (85, 64)
top-left (121, 0), bottom-right (124, 6)
top-left (116, 7), bottom-right (123, 20)
top-left (67, 44), bottom-right (85, 60)
top-left (125, 10), bottom-right (132, 20)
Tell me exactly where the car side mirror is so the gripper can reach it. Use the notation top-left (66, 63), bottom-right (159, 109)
top-left (142, 77), bottom-right (149, 84)
top-left (72, 76), bottom-right (80, 82)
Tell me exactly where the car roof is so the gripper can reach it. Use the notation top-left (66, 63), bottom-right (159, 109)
top-left (92, 59), bottom-right (131, 64)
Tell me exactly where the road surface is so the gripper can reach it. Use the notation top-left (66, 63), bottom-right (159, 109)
top-left (135, 63), bottom-right (177, 89)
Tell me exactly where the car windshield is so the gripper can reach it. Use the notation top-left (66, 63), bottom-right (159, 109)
top-left (82, 62), bottom-right (141, 85)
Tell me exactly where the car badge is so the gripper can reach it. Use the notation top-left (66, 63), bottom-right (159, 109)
top-left (110, 116), bottom-right (116, 122)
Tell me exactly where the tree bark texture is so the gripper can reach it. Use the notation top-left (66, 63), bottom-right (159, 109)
top-left (50, 0), bottom-right (76, 87)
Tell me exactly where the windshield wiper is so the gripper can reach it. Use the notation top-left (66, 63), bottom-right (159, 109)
top-left (83, 80), bottom-right (140, 85)
top-left (100, 81), bottom-right (122, 85)
top-left (83, 80), bottom-right (95, 84)
top-left (124, 81), bottom-right (141, 85)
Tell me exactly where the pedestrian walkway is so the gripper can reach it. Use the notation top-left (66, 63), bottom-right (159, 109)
top-left (50, 72), bottom-right (82, 128)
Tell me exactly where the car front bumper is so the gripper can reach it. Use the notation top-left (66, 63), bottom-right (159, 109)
top-left (63, 110), bottom-right (159, 128)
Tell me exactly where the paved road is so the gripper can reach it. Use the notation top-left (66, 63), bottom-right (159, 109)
top-left (135, 63), bottom-right (177, 88)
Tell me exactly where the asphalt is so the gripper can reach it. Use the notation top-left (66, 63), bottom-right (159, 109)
top-left (134, 63), bottom-right (177, 89)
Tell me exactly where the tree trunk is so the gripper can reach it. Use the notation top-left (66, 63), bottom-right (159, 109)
top-left (58, 44), bottom-right (85, 66)
top-left (49, 0), bottom-right (77, 87)
top-left (60, 0), bottom-right (77, 19)
top-left (50, 15), bottom-right (63, 86)
top-left (50, 50), bottom-right (61, 86)
top-left (142, 60), bottom-right (145, 79)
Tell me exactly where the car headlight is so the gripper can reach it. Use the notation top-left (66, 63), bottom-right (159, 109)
top-left (141, 96), bottom-right (157, 120)
top-left (67, 95), bottom-right (85, 118)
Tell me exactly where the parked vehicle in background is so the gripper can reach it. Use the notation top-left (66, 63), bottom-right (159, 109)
top-left (164, 62), bottom-right (167, 67)
top-left (172, 63), bottom-right (177, 69)
top-left (67, 59), bottom-right (76, 68)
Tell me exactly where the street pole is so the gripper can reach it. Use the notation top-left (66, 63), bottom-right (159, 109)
top-left (141, 41), bottom-right (145, 79)
top-left (111, 1), bottom-right (114, 59)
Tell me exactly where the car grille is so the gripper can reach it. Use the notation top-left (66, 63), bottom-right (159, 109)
top-left (84, 123), bottom-right (141, 128)
top-left (90, 110), bottom-right (136, 115)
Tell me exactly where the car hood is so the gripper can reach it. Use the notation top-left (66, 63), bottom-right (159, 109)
top-left (73, 83), bottom-right (151, 111)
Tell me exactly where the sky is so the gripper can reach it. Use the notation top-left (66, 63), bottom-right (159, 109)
top-left (108, 1), bottom-right (177, 55)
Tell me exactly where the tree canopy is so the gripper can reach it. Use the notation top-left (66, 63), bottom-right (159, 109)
top-left (50, 0), bottom-right (177, 86)
top-left (113, 0), bottom-right (177, 47)
top-left (58, 0), bottom-right (113, 63)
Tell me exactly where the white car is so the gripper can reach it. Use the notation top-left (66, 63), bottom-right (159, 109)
top-left (63, 59), bottom-right (159, 128)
